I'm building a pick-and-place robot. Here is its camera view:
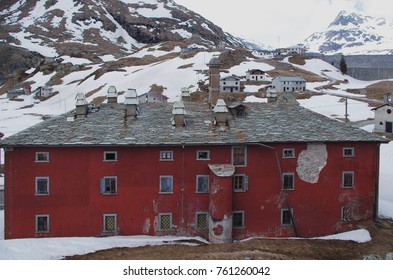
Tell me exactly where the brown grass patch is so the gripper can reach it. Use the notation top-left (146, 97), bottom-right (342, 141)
top-left (347, 81), bottom-right (393, 101)
top-left (86, 85), bottom-right (107, 98)
top-left (177, 63), bottom-right (194, 69)
top-left (91, 96), bottom-right (107, 105)
top-left (288, 55), bottom-right (307, 66)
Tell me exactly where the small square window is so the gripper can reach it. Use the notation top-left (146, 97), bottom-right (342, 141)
top-left (233, 174), bottom-right (248, 192)
top-left (100, 177), bottom-right (117, 194)
top-left (35, 177), bottom-right (49, 195)
top-left (35, 152), bottom-right (49, 162)
top-left (160, 176), bottom-right (173, 193)
top-left (342, 172), bottom-right (354, 188)
top-left (196, 150), bottom-right (210, 160)
top-left (196, 175), bottom-right (209, 193)
top-left (343, 147), bottom-right (354, 157)
top-left (103, 214), bottom-right (117, 232)
top-left (233, 211), bottom-right (244, 228)
top-left (232, 146), bottom-right (246, 166)
top-left (196, 212), bottom-right (208, 230)
top-left (282, 149), bottom-right (295, 158)
top-left (281, 209), bottom-right (293, 225)
top-left (341, 206), bottom-right (352, 223)
top-left (160, 151), bottom-right (173, 161)
top-left (36, 215), bottom-right (49, 233)
top-left (282, 173), bottom-right (294, 190)
top-left (104, 151), bottom-right (117, 161)
top-left (159, 213), bottom-right (172, 231)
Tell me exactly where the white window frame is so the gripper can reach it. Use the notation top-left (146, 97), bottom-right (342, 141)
top-left (35, 177), bottom-right (49, 195)
top-left (103, 214), bottom-right (117, 232)
top-left (196, 175), bottom-right (209, 193)
top-left (100, 176), bottom-right (117, 194)
top-left (35, 214), bottom-right (50, 233)
top-left (342, 147), bottom-right (355, 158)
top-left (282, 148), bottom-right (295, 159)
top-left (35, 152), bottom-right (49, 162)
top-left (196, 150), bottom-right (210, 160)
top-left (281, 208), bottom-right (293, 226)
top-left (159, 176), bottom-right (173, 194)
top-left (195, 212), bottom-right (208, 230)
top-left (282, 173), bottom-right (295, 190)
top-left (232, 174), bottom-right (249, 192)
top-left (341, 206), bottom-right (352, 223)
top-left (160, 151), bottom-right (173, 161)
top-left (342, 171), bottom-right (355, 188)
top-left (232, 211), bottom-right (245, 228)
top-left (158, 213), bottom-right (172, 231)
top-left (104, 151), bottom-right (117, 162)
top-left (232, 146), bottom-right (247, 167)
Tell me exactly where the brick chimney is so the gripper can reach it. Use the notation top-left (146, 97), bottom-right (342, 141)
top-left (172, 101), bottom-right (186, 127)
top-left (213, 99), bottom-right (228, 126)
top-left (75, 92), bottom-right (88, 116)
top-left (124, 88), bottom-right (139, 117)
top-left (107, 86), bottom-right (118, 104)
top-left (207, 55), bottom-right (222, 106)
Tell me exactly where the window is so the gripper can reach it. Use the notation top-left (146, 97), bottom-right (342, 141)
top-left (159, 213), bottom-right (172, 231)
top-left (35, 152), bottom-right (49, 162)
top-left (232, 146), bottom-right (246, 166)
top-left (196, 175), bottom-right (209, 193)
top-left (160, 151), bottom-right (173, 161)
top-left (36, 215), bottom-right (49, 233)
top-left (281, 209), bottom-right (293, 225)
top-left (343, 147), bottom-right (354, 157)
top-left (282, 148), bottom-right (295, 158)
top-left (100, 176), bottom-right (117, 194)
top-left (282, 173), bottom-right (294, 190)
top-left (196, 212), bottom-right (208, 230)
top-left (35, 177), bottom-right (49, 195)
top-left (233, 211), bottom-right (244, 228)
top-left (103, 214), bottom-right (117, 232)
top-left (341, 206), bottom-right (352, 223)
top-left (342, 172), bottom-right (354, 188)
top-left (233, 174), bottom-right (248, 192)
top-left (160, 176), bottom-right (173, 193)
top-left (104, 151), bottom-right (117, 161)
top-left (196, 150), bottom-right (210, 160)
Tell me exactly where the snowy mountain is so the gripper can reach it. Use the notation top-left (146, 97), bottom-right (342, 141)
top-left (303, 11), bottom-right (393, 55)
top-left (0, 0), bottom-right (244, 57)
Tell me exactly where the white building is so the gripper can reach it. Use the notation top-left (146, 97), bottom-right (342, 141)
top-left (220, 75), bottom-right (241, 93)
top-left (33, 86), bottom-right (53, 98)
top-left (271, 76), bottom-right (306, 93)
top-left (246, 69), bottom-right (266, 82)
top-left (372, 94), bottom-right (393, 134)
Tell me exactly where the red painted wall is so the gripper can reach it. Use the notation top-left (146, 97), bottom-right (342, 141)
top-left (4, 142), bottom-right (380, 239)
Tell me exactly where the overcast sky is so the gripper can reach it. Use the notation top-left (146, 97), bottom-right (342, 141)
top-left (175, 0), bottom-right (393, 48)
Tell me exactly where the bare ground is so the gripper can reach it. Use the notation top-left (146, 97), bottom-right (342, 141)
top-left (65, 219), bottom-right (393, 260)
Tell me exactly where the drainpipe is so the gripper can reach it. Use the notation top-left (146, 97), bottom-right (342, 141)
top-left (251, 142), bottom-right (299, 237)
top-left (373, 143), bottom-right (381, 221)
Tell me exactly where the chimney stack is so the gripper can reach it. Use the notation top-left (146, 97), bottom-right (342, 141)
top-left (124, 88), bottom-right (139, 117)
top-left (266, 88), bottom-right (278, 103)
top-left (172, 101), bottom-right (186, 127)
top-left (213, 99), bottom-right (228, 126)
top-left (207, 55), bottom-right (222, 106)
top-left (181, 87), bottom-right (191, 102)
top-left (75, 92), bottom-right (88, 117)
top-left (107, 86), bottom-right (118, 104)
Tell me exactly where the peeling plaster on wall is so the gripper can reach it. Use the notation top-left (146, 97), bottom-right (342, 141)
top-left (208, 214), bottom-right (233, 244)
top-left (143, 218), bottom-right (150, 234)
top-left (296, 143), bottom-right (328, 184)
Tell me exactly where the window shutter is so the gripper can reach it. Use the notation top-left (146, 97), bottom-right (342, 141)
top-left (244, 175), bottom-right (249, 191)
top-left (100, 178), bottom-right (105, 194)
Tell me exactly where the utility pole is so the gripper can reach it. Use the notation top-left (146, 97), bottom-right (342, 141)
top-left (345, 97), bottom-right (349, 123)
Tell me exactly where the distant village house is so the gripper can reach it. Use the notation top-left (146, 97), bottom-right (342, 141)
top-left (138, 91), bottom-right (169, 103)
top-left (220, 75), bottom-right (241, 93)
top-left (33, 86), bottom-right (53, 98)
top-left (246, 69), bottom-right (266, 82)
top-left (372, 93), bottom-right (393, 134)
top-left (272, 76), bottom-right (306, 93)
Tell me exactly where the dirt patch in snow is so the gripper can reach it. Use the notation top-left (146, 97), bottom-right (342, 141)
top-left (65, 219), bottom-right (393, 260)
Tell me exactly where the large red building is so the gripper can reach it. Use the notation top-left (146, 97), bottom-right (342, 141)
top-left (0, 96), bottom-right (388, 241)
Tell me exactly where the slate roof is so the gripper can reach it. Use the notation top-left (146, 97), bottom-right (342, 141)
top-left (274, 76), bottom-right (307, 82)
top-left (0, 102), bottom-right (388, 147)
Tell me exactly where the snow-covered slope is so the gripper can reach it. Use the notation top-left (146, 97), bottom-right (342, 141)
top-left (0, 0), bottom-right (245, 58)
top-left (303, 11), bottom-right (393, 55)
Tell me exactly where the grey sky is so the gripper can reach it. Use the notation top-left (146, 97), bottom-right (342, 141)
top-left (175, 0), bottom-right (392, 48)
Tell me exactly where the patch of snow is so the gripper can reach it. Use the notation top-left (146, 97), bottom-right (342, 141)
top-left (244, 96), bottom-right (267, 103)
top-left (315, 229), bottom-right (371, 243)
top-left (171, 29), bottom-right (192, 39)
top-left (60, 56), bottom-right (92, 65)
